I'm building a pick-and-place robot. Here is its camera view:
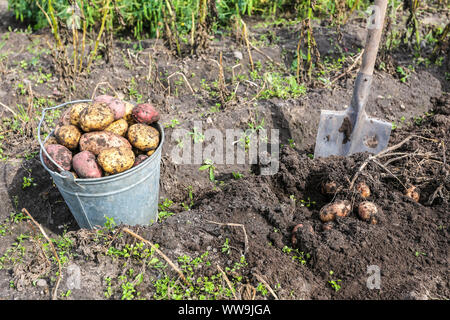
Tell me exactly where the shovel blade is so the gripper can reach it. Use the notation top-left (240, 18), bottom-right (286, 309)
top-left (314, 110), bottom-right (350, 158)
top-left (347, 115), bottom-right (392, 155)
top-left (314, 110), bottom-right (392, 158)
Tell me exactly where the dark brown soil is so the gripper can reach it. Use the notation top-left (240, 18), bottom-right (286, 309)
top-left (0, 1), bottom-right (448, 300)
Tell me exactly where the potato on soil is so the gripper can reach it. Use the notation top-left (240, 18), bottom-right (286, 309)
top-left (69, 103), bottom-right (89, 127)
top-left (133, 154), bottom-right (148, 167)
top-left (127, 124), bottom-right (160, 152)
top-left (405, 186), bottom-right (420, 202)
top-left (43, 144), bottom-right (72, 172)
top-left (356, 181), bottom-right (371, 198)
top-left (105, 118), bottom-right (128, 136)
top-left (55, 124), bottom-right (81, 150)
top-left (321, 181), bottom-right (337, 195)
top-left (79, 102), bottom-right (115, 132)
top-left (358, 201), bottom-right (378, 224)
top-left (132, 103), bottom-right (160, 124)
top-left (72, 151), bottom-right (103, 179)
top-left (97, 147), bottom-right (135, 174)
top-left (79, 131), bottom-right (132, 156)
top-left (319, 200), bottom-right (351, 222)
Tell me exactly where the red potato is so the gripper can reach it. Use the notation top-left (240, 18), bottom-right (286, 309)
top-left (43, 144), bottom-right (72, 172)
top-left (79, 131), bottom-right (132, 156)
top-left (107, 99), bottom-right (126, 120)
top-left (133, 154), bottom-right (149, 167)
top-left (72, 151), bottom-right (103, 179)
top-left (93, 95), bottom-right (125, 120)
top-left (132, 103), bottom-right (160, 124)
top-left (93, 95), bottom-right (114, 104)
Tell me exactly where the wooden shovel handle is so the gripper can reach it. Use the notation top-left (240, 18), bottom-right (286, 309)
top-left (360, 0), bottom-right (388, 75)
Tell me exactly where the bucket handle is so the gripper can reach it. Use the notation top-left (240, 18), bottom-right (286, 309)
top-left (38, 99), bottom-right (91, 179)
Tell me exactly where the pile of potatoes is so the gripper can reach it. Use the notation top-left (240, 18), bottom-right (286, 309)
top-left (43, 95), bottom-right (161, 179)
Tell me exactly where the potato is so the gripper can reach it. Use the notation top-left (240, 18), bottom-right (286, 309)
top-left (358, 201), bottom-right (378, 224)
top-left (72, 150), bottom-right (103, 179)
top-left (58, 107), bottom-right (72, 126)
top-left (127, 124), bottom-right (160, 152)
top-left (79, 131), bottom-right (132, 156)
top-left (44, 136), bottom-right (59, 147)
top-left (132, 103), bottom-right (160, 124)
top-left (42, 144), bottom-right (72, 172)
top-left (55, 125), bottom-right (81, 150)
top-left (97, 147), bottom-right (135, 174)
top-left (146, 149), bottom-right (156, 157)
top-left (70, 103), bottom-right (89, 127)
top-left (321, 181), bottom-right (337, 195)
top-left (123, 101), bottom-right (135, 123)
top-left (356, 182), bottom-right (371, 198)
top-left (108, 99), bottom-right (126, 120)
top-left (79, 102), bottom-right (115, 132)
top-left (93, 95), bottom-right (114, 104)
top-left (405, 186), bottom-right (420, 202)
top-left (319, 200), bottom-right (351, 222)
top-left (105, 118), bottom-right (128, 136)
top-left (133, 154), bottom-right (148, 167)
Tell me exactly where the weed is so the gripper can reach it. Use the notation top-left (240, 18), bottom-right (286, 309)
top-left (328, 270), bottom-right (342, 292)
top-left (299, 197), bottom-right (316, 208)
top-left (221, 238), bottom-right (231, 255)
top-left (164, 119), bottom-right (180, 128)
top-left (282, 246), bottom-right (310, 265)
top-left (232, 172), bottom-right (243, 179)
top-left (256, 282), bottom-right (268, 296)
top-left (22, 176), bottom-right (36, 189)
top-left (199, 159), bottom-right (216, 182)
top-left (188, 127), bottom-right (205, 144)
top-left (158, 198), bottom-right (175, 221)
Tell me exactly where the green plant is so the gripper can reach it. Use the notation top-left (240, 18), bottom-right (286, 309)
top-left (199, 159), bottom-right (216, 182)
top-left (299, 197), bottom-right (316, 208)
top-left (328, 270), bottom-right (342, 292)
top-left (158, 198), bottom-right (174, 221)
top-left (221, 238), bottom-right (231, 255)
top-left (187, 127), bottom-right (205, 144)
top-left (22, 176), bottom-right (36, 189)
top-left (282, 246), bottom-right (310, 265)
top-left (164, 119), bottom-right (180, 128)
top-left (232, 172), bottom-right (243, 179)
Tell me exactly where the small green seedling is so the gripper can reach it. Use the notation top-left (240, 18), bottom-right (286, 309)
top-left (199, 159), bottom-right (216, 182)
top-left (328, 270), bottom-right (342, 292)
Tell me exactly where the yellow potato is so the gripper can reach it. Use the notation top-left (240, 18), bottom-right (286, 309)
top-left (147, 149), bottom-right (155, 157)
top-left (55, 124), bottom-right (82, 150)
top-left (127, 124), bottom-right (160, 152)
top-left (70, 103), bottom-right (89, 127)
top-left (123, 101), bottom-right (135, 123)
top-left (97, 147), bottom-right (135, 174)
top-left (105, 119), bottom-right (129, 136)
top-left (79, 102), bottom-right (115, 132)
top-left (44, 136), bottom-right (59, 147)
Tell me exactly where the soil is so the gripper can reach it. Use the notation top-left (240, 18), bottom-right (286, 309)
top-left (0, 1), bottom-right (448, 300)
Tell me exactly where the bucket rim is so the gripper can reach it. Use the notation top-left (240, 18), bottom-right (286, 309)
top-left (39, 100), bottom-right (164, 184)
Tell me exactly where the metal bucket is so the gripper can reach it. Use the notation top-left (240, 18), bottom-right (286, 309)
top-left (38, 100), bottom-right (164, 229)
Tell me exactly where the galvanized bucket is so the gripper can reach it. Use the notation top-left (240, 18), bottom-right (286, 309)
top-left (38, 100), bottom-right (164, 229)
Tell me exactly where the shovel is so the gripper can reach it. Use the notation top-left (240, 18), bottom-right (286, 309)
top-left (314, 0), bottom-right (391, 158)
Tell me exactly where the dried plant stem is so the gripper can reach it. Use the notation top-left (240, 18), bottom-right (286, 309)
top-left (254, 273), bottom-right (279, 300)
top-left (86, 0), bottom-right (111, 72)
top-left (22, 208), bottom-right (61, 300)
top-left (217, 265), bottom-right (237, 299)
top-left (122, 227), bottom-right (189, 285)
